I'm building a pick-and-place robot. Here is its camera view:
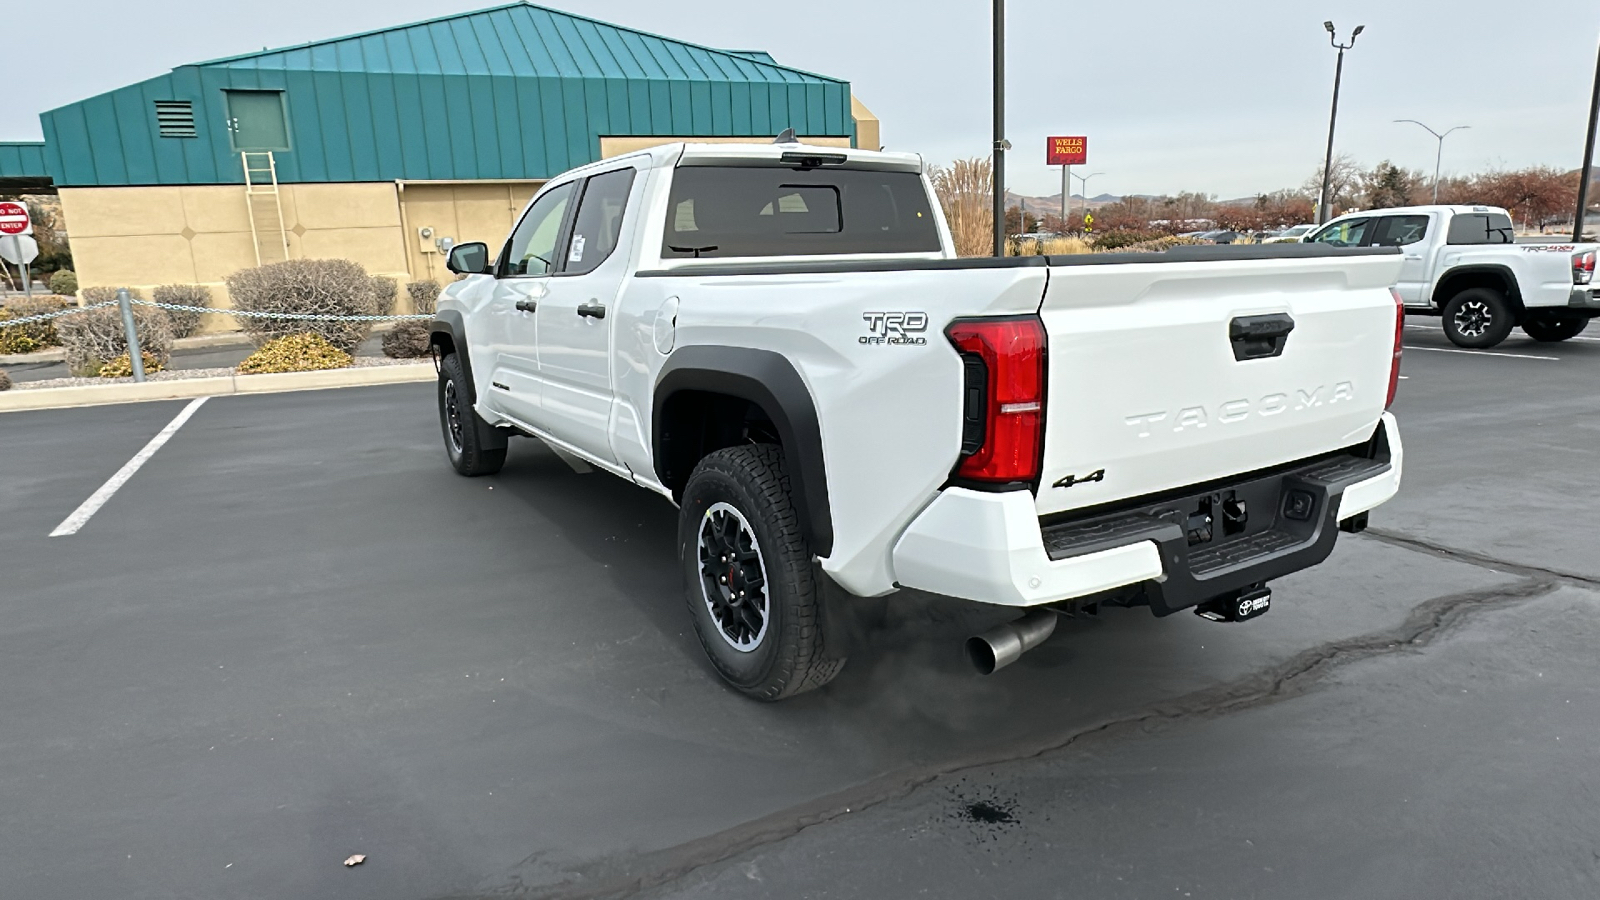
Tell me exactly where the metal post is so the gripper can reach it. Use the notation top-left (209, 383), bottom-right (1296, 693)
top-left (992, 0), bottom-right (1006, 257)
top-left (117, 288), bottom-right (146, 383)
top-left (1432, 140), bottom-right (1444, 204)
top-left (21, 260), bottom-right (32, 300)
top-left (1575, 36), bottom-right (1600, 241)
top-left (1318, 46), bottom-right (1345, 225)
top-left (1062, 164), bottom-right (1069, 232)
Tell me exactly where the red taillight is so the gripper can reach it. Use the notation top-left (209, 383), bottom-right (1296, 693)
top-left (1574, 250), bottom-right (1595, 285)
top-left (947, 315), bottom-right (1046, 483)
top-left (1387, 287), bottom-right (1404, 409)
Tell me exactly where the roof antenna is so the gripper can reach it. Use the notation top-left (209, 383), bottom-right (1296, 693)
top-left (773, 128), bottom-right (797, 144)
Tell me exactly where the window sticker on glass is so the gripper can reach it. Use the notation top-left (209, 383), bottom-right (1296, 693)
top-left (569, 234), bottom-right (586, 263)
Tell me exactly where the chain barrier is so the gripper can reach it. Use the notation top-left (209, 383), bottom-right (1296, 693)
top-left (0, 299), bottom-right (432, 326)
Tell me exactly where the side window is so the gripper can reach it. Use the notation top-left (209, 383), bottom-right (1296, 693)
top-left (1371, 215), bottom-right (1430, 247)
top-left (561, 168), bottom-right (637, 277)
top-left (1308, 217), bottom-right (1371, 247)
top-left (501, 182), bottom-right (575, 277)
top-left (1447, 213), bottom-right (1515, 245)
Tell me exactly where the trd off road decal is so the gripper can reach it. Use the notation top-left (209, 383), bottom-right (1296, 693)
top-left (860, 311), bottom-right (929, 345)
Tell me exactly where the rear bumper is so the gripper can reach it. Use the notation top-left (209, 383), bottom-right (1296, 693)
top-left (1568, 288), bottom-right (1600, 311)
top-left (891, 413), bottom-right (1402, 610)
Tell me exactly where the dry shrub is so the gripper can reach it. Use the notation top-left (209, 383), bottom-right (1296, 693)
top-left (98, 351), bottom-right (165, 378)
top-left (405, 280), bottom-right (441, 317)
top-left (0, 368), bottom-right (10, 391)
top-left (371, 276), bottom-right (398, 316)
top-left (930, 157), bottom-right (993, 258)
top-left (381, 321), bottom-right (432, 358)
top-left (80, 285), bottom-right (143, 305)
top-left (151, 284), bottom-right (213, 339)
top-left (1122, 235), bottom-right (1209, 253)
top-left (225, 259), bottom-right (378, 352)
top-left (55, 303), bottom-right (172, 375)
top-left (237, 333), bottom-right (352, 374)
top-left (0, 296), bottom-right (72, 354)
top-left (1008, 236), bottom-right (1093, 257)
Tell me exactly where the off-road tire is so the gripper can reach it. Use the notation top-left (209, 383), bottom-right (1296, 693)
top-left (438, 353), bottom-right (506, 477)
top-left (1521, 311), bottom-right (1589, 342)
top-left (1442, 288), bottom-right (1514, 349)
top-left (679, 444), bottom-right (845, 701)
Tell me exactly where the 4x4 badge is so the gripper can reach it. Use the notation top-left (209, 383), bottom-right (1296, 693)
top-left (1053, 469), bottom-right (1105, 489)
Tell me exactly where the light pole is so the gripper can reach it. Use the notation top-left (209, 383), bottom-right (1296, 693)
top-left (1574, 35), bottom-right (1600, 241)
top-left (1318, 21), bottom-right (1363, 224)
top-left (1071, 171), bottom-right (1104, 226)
top-left (1394, 120), bottom-right (1469, 204)
top-left (992, 0), bottom-right (1007, 256)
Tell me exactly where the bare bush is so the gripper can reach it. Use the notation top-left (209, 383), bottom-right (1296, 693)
top-left (0, 368), bottom-right (10, 391)
top-left (80, 286), bottom-right (143, 305)
top-left (405, 280), bottom-right (441, 317)
top-left (225, 259), bottom-right (378, 352)
top-left (152, 284), bottom-right (212, 339)
top-left (55, 303), bottom-right (173, 375)
top-left (381, 321), bottom-right (432, 358)
top-left (371, 276), bottom-right (398, 316)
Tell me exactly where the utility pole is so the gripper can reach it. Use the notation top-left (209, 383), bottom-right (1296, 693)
top-left (1318, 22), bottom-right (1363, 224)
top-left (1061, 164), bottom-right (1069, 233)
top-left (1394, 120), bottom-right (1470, 204)
top-left (992, 0), bottom-right (1007, 256)
top-left (1575, 35), bottom-right (1600, 241)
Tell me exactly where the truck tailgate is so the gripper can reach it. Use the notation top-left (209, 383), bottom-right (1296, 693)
top-left (1035, 251), bottom-right (1403, 518)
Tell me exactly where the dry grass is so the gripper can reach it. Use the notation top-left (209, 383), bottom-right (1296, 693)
top-left (930, 157), bottom-right (993, 258)
top-left (1010, 237), bottom-right (1092, 256)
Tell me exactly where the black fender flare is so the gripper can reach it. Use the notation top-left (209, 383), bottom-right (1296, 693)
top-left (1432, 264), bottom-right (1523, 312)
top-left (654, 346), bottom-right (833, 557)
top-left (430, 310), bottom-right (507, 451)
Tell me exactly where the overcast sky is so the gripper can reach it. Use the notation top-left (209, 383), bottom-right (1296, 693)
top-left (10, 0), bottom-right (1598, 199)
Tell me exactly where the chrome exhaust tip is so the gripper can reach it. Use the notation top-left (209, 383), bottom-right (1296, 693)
top-left (965, 609), bottom-right (1059, 675)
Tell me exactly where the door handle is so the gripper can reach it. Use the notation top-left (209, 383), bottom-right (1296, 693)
top-left (1229, 313), bottom-right (1295, 361)
top-left (514, 299), bottom-right (536, 313)
top-left (577, 301), bottom-right (606, 320)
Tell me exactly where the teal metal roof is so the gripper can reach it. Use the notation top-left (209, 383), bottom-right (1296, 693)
top-left (37, 2), bottom-right (856, 187)
top-left (0, 141), bottom-right (49, 182)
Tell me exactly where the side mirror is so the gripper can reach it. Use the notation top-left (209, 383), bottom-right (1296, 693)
top-left (446, 241), bottom-right (490, 275)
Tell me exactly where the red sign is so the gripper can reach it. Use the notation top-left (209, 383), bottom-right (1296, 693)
top-left (0, 201), bottom-right (29, 235)
top-left (1047, 136), bottom-right (1087, 166)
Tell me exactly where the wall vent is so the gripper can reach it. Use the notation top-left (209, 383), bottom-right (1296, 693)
top-left (155, 101), bottom-right (196, 138)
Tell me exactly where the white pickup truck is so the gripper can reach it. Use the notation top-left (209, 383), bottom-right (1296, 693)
top-left (1305, 204), bottom-right (1600, 348)
top-left (429, 140), bottom-right (1405, 700)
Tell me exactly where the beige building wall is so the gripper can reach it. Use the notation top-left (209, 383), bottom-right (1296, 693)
top-left (396, 181), bottom-right (542, 286)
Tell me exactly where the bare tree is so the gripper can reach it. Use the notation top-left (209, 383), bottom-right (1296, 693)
top-left (1303, 154), bottom-right (1363, 216)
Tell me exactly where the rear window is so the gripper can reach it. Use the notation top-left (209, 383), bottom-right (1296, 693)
top-left (662, 166), bottom-right (941, 259)
top-left (1447, 213), bottom-right (1514, 245)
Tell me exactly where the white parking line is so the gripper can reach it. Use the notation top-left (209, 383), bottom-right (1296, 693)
top-left (49, 397), bottom-right (209, 537)
top-left (1402, 345), bottom-right (1560, 361)
top-left (1406, 321), bottom-right (1600, 344)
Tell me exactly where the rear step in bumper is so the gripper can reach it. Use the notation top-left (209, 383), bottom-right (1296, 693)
top-left (891, 413), bottom-right (1401, 610)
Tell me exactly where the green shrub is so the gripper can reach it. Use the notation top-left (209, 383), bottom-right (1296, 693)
top-left (1122, 235), bottom-right (1208, 253)
top-left (55, 303), bottom-right (173, 375)
top-left (151, 284), bottom-right (212, 339)
top-left (0, 368), bottom-right (10, 391)
top-left (98, 351), bottom-right (165, 378)
top-left (0, 297), bottom-right (72, 354)
top-left (371, 275), bottom-right (398, 316)
top-left (80, 285), bottom-right (143, 305)
top-left (237, 333), bottom-right (352, 374)
top-left (1089, 230), bottom-right (1169, 251)
top-left (48, 269), bottom-right (78, 296)
top-left (381, 321), bottom-right (432, 358)
top-left (405, 280), bottom-right (441, 317)
top-left (225, 259), bottom-right (377, 352)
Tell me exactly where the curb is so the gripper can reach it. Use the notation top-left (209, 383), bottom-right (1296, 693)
top-left (0, 363), bottom-right (435, 413)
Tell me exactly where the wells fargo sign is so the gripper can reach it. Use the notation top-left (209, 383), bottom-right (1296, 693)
top-left (1047, 136), bottom-right (1087, 166)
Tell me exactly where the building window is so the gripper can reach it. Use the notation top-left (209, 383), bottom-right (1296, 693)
top-left (154, 100), bottom-right (197, 138)
top-left (224, 90), bottom-right (291, 152)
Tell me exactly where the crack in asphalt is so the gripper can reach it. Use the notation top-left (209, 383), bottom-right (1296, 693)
top-left (447, 539), bottom-right (1569, 900)
top-left (1361, 528), bottom-right (1600, 588)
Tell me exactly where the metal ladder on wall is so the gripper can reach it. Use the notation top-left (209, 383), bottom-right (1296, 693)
top-left (241, 151), bottom-right (290, 265)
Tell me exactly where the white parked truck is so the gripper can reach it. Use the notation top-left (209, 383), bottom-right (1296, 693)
top-left (430, 140), bottom-right (1406, 700)
top-left (1304, 205), bottom-right (1600, 348)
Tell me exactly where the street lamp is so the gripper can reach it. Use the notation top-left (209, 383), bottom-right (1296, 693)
top-left (1394, 119), bottom-right (1470, 204)
top-left (1317, 21), bottom-right (1364, 224)
top-left (1070, 171), bottom-right (1104, 226)
top-left (992, 0), bottom-right (1007, 256)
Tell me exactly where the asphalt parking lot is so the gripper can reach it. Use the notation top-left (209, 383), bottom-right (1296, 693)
top-left (2, 315), bottom-right (1598, 899)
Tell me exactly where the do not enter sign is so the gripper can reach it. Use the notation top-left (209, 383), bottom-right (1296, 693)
top-left (0, 201), bottom-right (31, 235)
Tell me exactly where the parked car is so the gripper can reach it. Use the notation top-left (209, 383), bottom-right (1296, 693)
top-left (1304, 205), bottom-right (1600, 348)
top-left (1197, 229), bottom-right (1243, 244)
top-left (430, 140), bottom-right (1405, 699)
top-left (1263, 224), bottom-right (1316, 244)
